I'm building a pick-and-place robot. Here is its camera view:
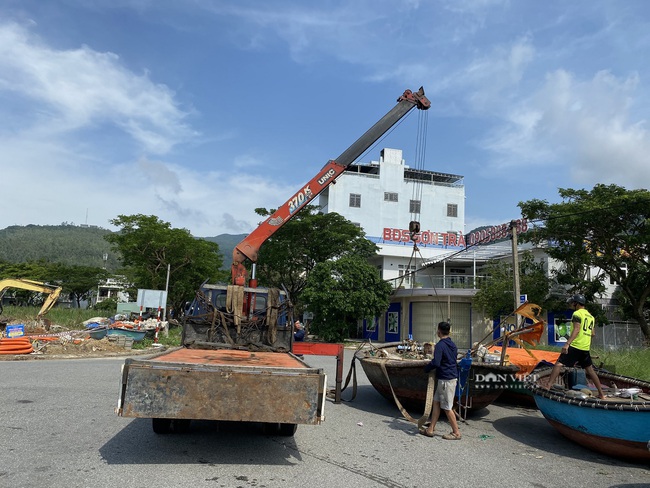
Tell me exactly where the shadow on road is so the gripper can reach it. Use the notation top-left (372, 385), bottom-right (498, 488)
top-left (100, 418), bottom-right (302, 466)
top-left (491, 411), bottom-right (645, 469)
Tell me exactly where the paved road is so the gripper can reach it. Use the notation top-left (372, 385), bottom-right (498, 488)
top-left (1, 350), bottom-right (648, 488)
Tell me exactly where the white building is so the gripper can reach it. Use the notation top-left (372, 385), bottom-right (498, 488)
top-left (319, 148), bottom-right (480, 346)
top-left (319, 148), bottom-right (467, 288)
top-left (96, 277), bottom-right (130, 305)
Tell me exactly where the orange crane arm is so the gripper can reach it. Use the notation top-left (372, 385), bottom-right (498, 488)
top-left (232, 87), bottom-right (430, 285)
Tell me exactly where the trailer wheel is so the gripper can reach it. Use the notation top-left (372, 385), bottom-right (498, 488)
top-left (278, 423), bottom-right (297, 437)
top-left (152, 418), bottom-right (172, 434)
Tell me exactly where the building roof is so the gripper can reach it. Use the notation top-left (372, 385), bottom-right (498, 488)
top-left (344, 162), bottom-right (463, 185)
top-left (419, 242), bottom-right (514, 268)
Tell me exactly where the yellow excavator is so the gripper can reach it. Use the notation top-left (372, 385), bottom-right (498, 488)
top-left (0, 278), bottom-right (62, 319)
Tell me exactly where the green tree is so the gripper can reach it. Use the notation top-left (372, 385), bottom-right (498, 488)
top-left (0, 259), bottom-right (53, 281)
top-left (255, 206), bottom-right (378, 313)
top-left (302, 255), bottom-right (393, 342)
top-left (50, 263), bottom-right (109, 309)
top-left (474, 251), bottom-right (552, 320)
top-left (612, 262), bottom-right (650, 327)
top-left (105, 215), bottom-right (226, 315)
top-left (519, 184), bottom-right (650, 344)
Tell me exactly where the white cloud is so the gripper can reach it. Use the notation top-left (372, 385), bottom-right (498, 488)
top-left (479, 68), bottom-right (650, 190)
top-left (0, 20), bottom-right (291, 236)
top-left (0, 21), bottom-right (197, 154)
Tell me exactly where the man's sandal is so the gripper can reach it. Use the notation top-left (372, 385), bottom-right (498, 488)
top-left (418, 427), bottom-right (435, 437)
top-left (442, 432), bottom-right (461, 440)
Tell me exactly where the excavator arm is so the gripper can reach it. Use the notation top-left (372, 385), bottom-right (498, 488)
top-left (0, 278), bottom-right (63, 318)
top-left (232, 87), bottom-right (431, 285)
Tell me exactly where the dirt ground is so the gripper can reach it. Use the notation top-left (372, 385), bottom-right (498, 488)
top-left (0, 318), bottom-right (158, 360)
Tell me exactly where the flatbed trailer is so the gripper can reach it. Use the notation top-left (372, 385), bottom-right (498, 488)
top-left (117, 347), bottom-right (326, 436)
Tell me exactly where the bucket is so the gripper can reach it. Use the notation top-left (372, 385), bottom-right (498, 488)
top-left (567, 369), bottom-right (587, 389)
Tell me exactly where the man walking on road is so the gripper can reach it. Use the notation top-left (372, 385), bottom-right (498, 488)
top-left (420, 321), bottom-right (461, 440)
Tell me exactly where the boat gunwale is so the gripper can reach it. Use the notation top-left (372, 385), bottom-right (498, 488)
top-left (527, 367), bottom-right (650, 411)
top-left (354, 343), bottom-right (520, 374)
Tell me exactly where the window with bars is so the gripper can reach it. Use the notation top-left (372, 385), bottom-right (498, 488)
top-left (384, 192), bottom-right (398, 202)
top-left (410, 200), bottom-right (421, 213)
top-left (447, 203), bottom-right (458, 217)
top-left (349, 193), bottom-right (361, 208)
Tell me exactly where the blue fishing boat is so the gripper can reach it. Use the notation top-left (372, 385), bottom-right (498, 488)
top-left (87, 327), bottom-right (108, 340)
top-left (106, 327), bottom-right (147, 342)
top-left (528, 367), bottom-right (650, 462)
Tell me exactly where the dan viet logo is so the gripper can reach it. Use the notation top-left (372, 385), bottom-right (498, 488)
top-left (471, 372), bottom-right (539, 390)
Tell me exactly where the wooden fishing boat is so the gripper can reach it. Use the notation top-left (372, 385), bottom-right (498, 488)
top-left (527, 367), bottom-right (650, 462)
top-left (355, 342), bottom-right (519, 416)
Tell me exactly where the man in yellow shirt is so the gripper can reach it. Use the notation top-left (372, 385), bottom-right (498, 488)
top-left (545, 294), bottom-right (605, 399)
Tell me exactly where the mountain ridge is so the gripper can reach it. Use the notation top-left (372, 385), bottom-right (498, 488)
top-left (0, 225), bottom-right (245, 271)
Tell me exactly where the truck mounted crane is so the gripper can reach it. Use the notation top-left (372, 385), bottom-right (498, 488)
top-left (116, 87), bottom-right (431, 437)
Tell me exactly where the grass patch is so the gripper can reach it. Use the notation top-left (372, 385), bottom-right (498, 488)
top-left (1, 305), bottom-right (111, 329)
top-left (591, 347), bottom-right (650, 381)
top-left (522, 343), bottom-right (650, 381)
top-left (133, 324), bottom-right (183, 349)
top-left (1, 305), bottom-right (184, 349)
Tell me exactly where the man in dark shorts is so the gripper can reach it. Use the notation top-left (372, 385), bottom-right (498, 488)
top-left (545, 294), bottom-right (605, 399)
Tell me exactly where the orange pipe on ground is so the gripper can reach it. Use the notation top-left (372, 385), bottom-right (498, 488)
top-left (0, 337), bottom-right (34, 354)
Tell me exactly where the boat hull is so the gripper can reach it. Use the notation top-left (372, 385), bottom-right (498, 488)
top-left (87, 327), bottom-right (108, 340)
top-left (357, 346), bottom-right (519, 414)
top-left (529, 368), bottom-right (650, 462)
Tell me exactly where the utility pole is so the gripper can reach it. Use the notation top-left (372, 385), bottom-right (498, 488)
top-left (510, 220), bottom-right (521, 326)
top-left (163, 263), bottom-right (171, 320)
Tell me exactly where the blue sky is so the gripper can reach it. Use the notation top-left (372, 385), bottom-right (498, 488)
top-left (2, 0), bottom-right (650, 237)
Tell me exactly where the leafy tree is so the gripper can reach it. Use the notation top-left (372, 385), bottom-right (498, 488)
top-left (255, 206), bottom-right (378, 314)
top-left (302, 255), bottom-right (393, 342)
top-left (50, 263), bottom-right (109, 309)
top-left (93, 297), bottom-right (118, 313)
top-left (105, 215), bottom-right (227, 315)
top-left (474, 251), bottom-right (552, 320)
top-left (612, 262), bottom-right (650, 326)
top-left (519, 184), bottom-right (650, 344)
top-left (0, 259), bottom-right (54, 281)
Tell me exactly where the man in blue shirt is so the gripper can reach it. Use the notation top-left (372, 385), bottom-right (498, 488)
top-left (421, 321), bottom-right (461, 440)
top-left (294, 320), bottom-right (305, 341)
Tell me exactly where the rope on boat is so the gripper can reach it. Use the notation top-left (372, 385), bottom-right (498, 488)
top-left (336, 341), bottom-right (372, 402)
top-left (379, 361), bottom-right (436, 427)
